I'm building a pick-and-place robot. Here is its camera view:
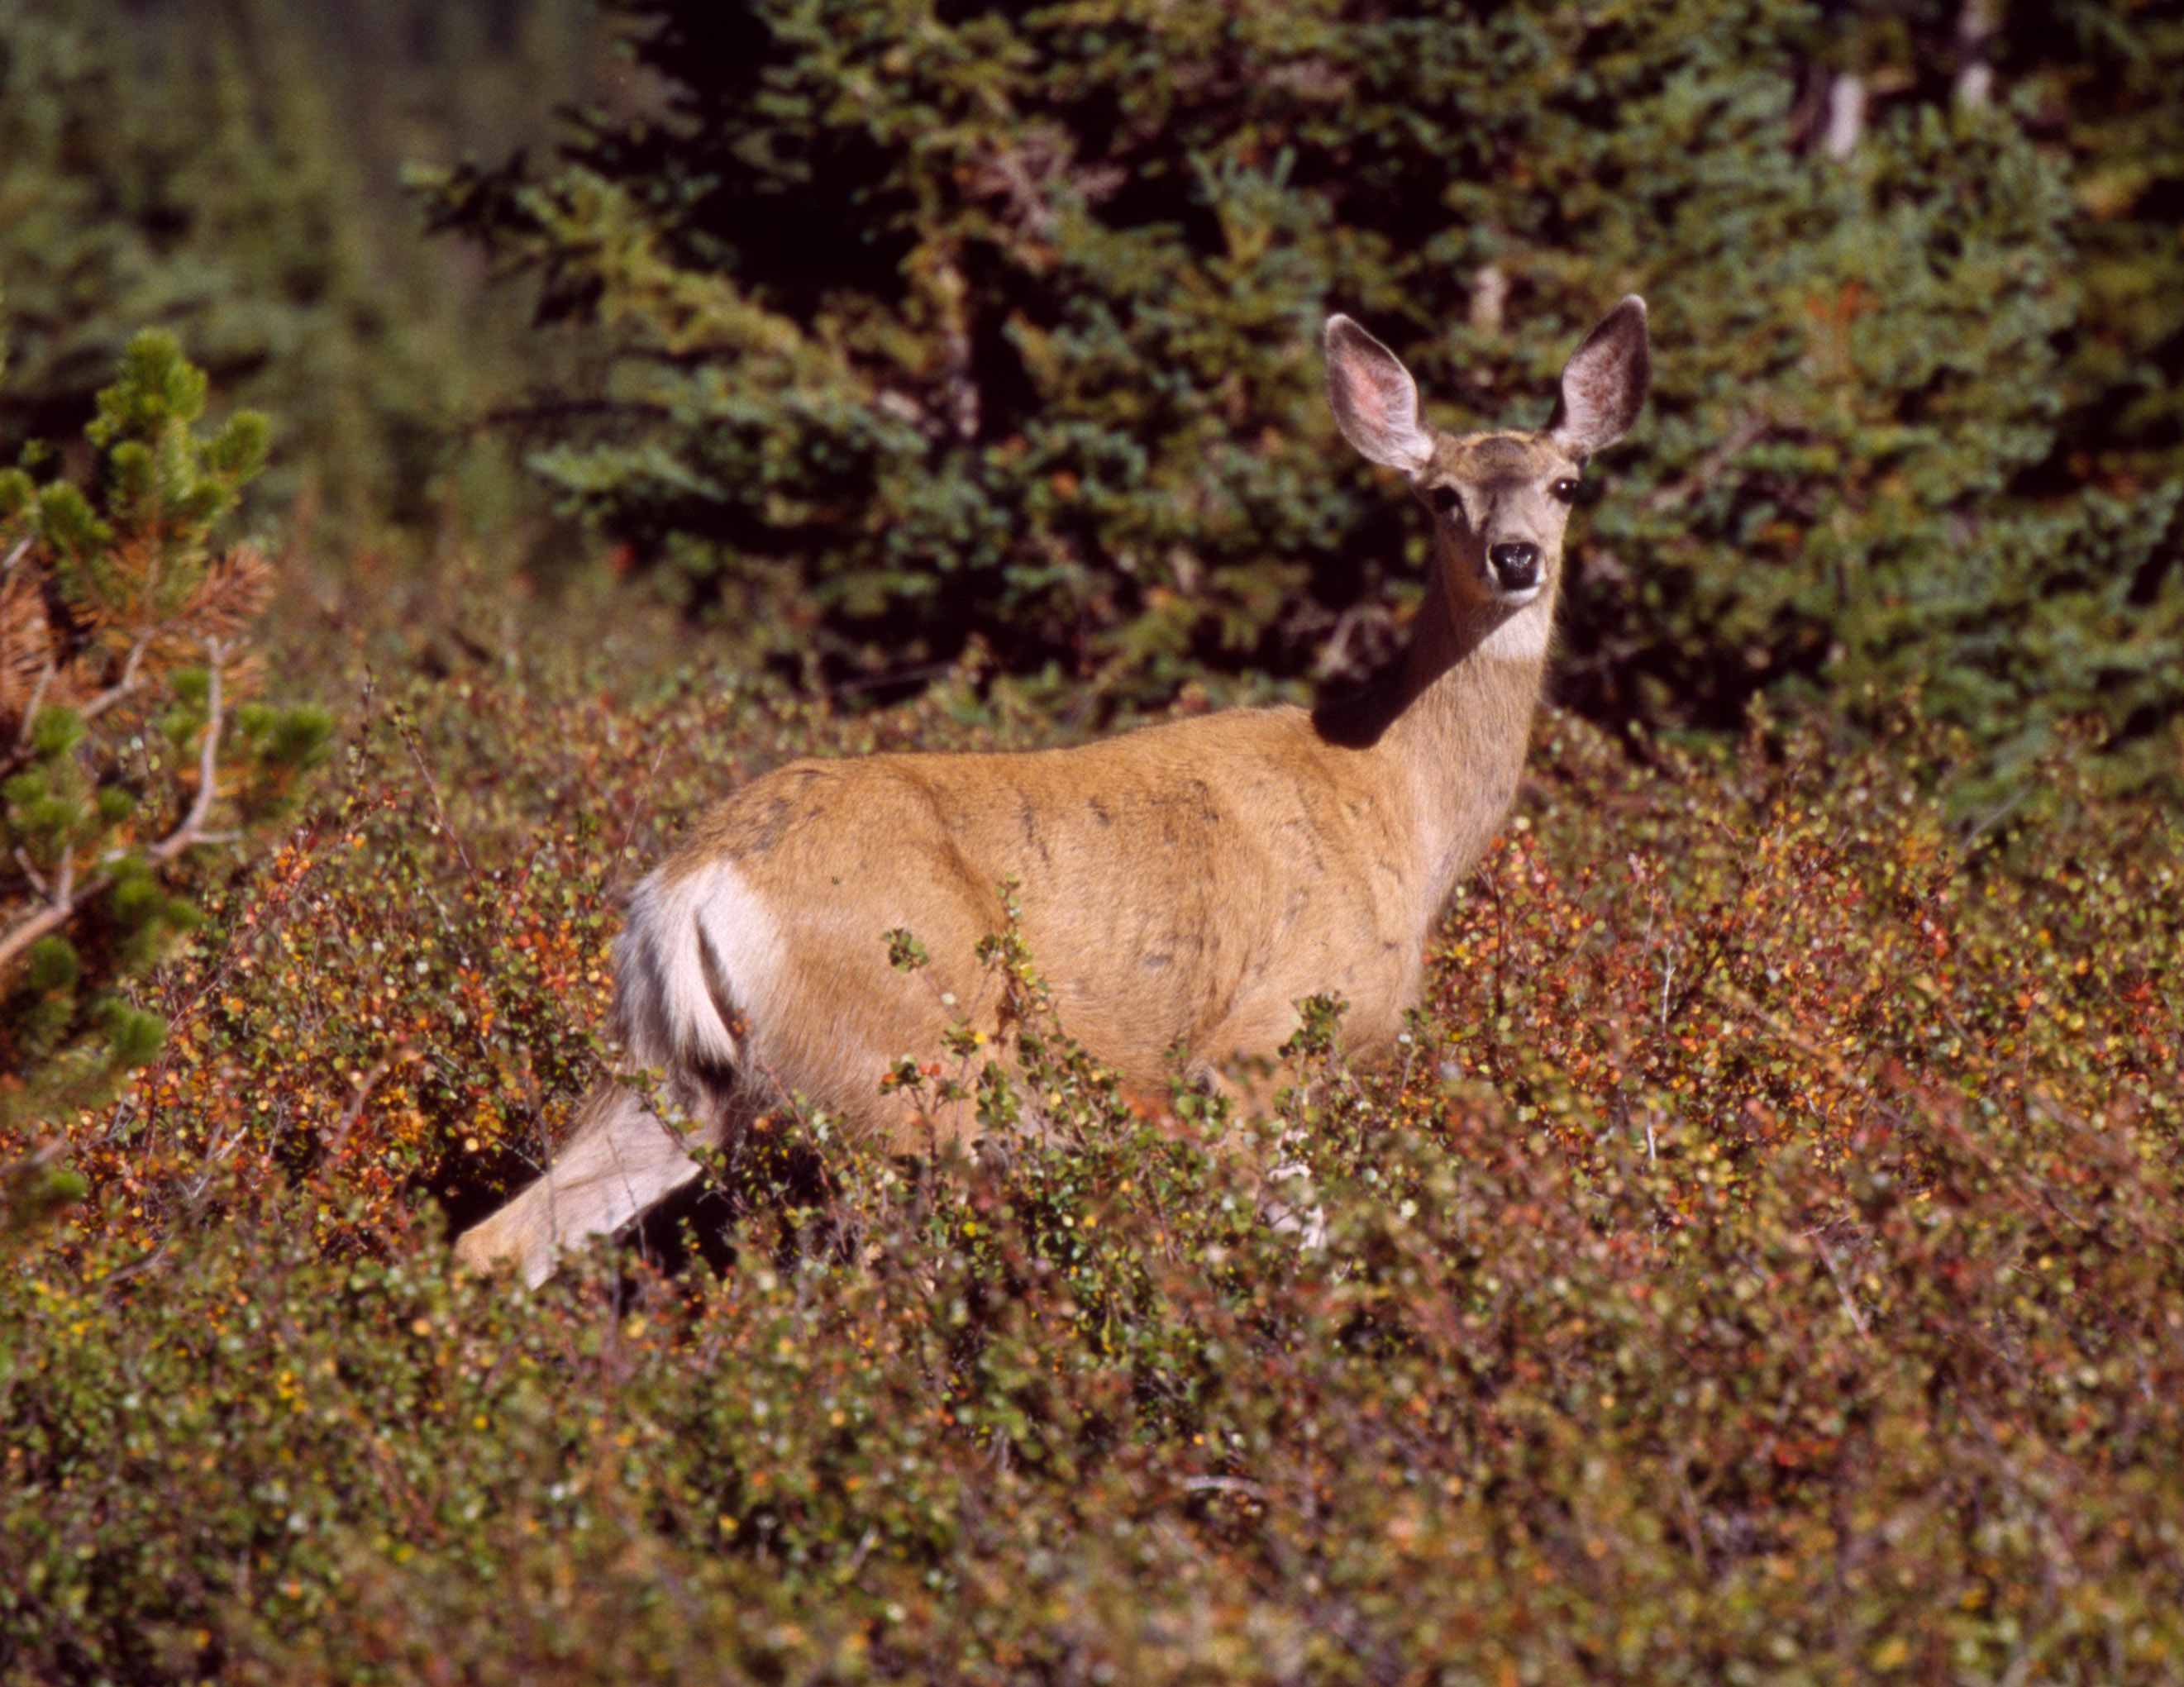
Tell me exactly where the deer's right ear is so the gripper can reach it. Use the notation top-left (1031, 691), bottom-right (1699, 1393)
top-left (1325, 316), bottom-right (1435, 475)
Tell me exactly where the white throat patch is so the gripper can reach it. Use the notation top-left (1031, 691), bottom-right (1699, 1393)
top-left (1479, 597), bottom-right (1553, 664)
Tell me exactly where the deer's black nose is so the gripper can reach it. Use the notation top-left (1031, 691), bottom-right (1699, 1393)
top-left (1488, 542), bottom-right (1540, 592)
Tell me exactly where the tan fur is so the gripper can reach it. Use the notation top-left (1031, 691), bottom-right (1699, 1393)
top-left (455, 298), bottom-right (1651, 1284)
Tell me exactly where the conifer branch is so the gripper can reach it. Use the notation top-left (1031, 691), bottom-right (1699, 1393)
top-left (0, 551), bottom-right (260, 781)
top-left (0, 860), bottom-right (76, 982)
top-left (0, 643), bottom-right (232, 981)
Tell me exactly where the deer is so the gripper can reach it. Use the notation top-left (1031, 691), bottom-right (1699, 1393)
top-left (454, 296), bottom-right (1651, 1285)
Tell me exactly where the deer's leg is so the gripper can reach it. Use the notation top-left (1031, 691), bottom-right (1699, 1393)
top-left (453, 1080), bottom-right (726, 1287)
top-left (1178, 1049), bottom-right (1329, 1249)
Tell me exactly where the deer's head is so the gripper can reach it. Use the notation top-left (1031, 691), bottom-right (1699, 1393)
top-left (1325, 298), bottom-right (1651, 620)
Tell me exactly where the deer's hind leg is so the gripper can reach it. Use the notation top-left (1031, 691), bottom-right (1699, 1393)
top-left (452, 1079), bottom-right (736, 1287)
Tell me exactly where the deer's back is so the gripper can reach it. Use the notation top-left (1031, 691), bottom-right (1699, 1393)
top-left (640, 705), bottom-right (1433, 1131)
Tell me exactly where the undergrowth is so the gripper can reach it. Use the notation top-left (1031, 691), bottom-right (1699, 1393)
top-left (2, 590), bottom-right (2179, 1684)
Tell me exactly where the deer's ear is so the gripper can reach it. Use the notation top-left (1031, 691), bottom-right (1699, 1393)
top-left (1547, 295), bottom-right (1650, 458)
top-left (1325, 316), bottom-right (1435, 474)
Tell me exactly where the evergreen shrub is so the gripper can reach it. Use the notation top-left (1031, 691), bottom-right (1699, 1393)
top-left (427, 0), bottom-right (2184, 792)
top-left (0, 331), bottom-right (331, 1141)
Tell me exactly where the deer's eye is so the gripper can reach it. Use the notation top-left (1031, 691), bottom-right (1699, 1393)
top-left (1426, 486), bottom-right (1460, 513)
top-left (1549, 477), bottom-right (1581, 504)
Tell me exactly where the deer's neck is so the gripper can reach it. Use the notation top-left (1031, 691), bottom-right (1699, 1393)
top-left (1312, 553), bottom-right (1554, 908)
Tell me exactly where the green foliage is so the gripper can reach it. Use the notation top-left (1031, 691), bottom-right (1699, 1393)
top-left (2, 575), bottom-right (2178, 1680)
top-left (0, 0), bottom-right (361, 527)
top-left (0, 332), bottom-right (330, 1136)
top-left (0, 0), bottom-right (595, 547)
top-left (2002, 4), bottom-right (2184, 484)
top-left (427, 0), bottom-right (2184, 791)
top-left (0, 1141), bottom-right (84, 1256)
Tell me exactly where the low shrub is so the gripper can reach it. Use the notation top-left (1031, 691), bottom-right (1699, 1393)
top-left (2, 599), bottom-right (2177, 1680)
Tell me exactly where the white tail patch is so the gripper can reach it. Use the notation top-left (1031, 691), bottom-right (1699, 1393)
top-left (615, 859), bottom-right (785, 1075)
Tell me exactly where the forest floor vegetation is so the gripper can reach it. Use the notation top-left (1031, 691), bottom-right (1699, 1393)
top-left (3, 568), bottom-right (2180, 1684)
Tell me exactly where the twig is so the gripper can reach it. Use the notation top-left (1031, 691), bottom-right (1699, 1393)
top-left (324, 1041), bottom-right (418, 1160)
top-left (0, 855), bottom-right (77, 979)
top-left (0, 643), bottom-right (233, 979)
top-left (1808, 1228), bottom-right (1872, 1337)
top-left (1183, 1475), bottom-right (1272, 1501)
top-left (9, 661), bottom-right (55, 758)
top-left (392, 703), bottom-right (478, 889)
top-left (4, 633), bottom-right (156, 781)
top-left (151, 812), bottom-right (328, 1054)
top-left (184, 1109), bottom-right (250, 1204)
top-left (74, 636), bottom-right (154, 728)
top-left (149, 640), bottom-right (227, 867)
top-left (1959, 786), bottom-right (2029, 848)
top-left (598, 736), bottom-right (671, 914)
top-left (1642, 416), bottom-right (1772, 513)
top-left (810, 659), bottom-right (957, 704)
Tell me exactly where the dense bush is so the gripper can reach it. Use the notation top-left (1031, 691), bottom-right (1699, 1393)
top-left (2002, 5), bottom-right (2184, 485)
top-left (1, 331), bottom-right (331, 1134)
top-left (427, 0), bottom-right (2184, 793)
top-left (2, 580), bottom-right (2177, 1679)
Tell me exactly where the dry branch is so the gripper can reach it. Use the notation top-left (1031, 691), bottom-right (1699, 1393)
top-left (0, 645), bottom-right (232, 982)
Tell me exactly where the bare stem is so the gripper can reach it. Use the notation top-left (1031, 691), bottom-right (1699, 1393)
top-left (0, 641), bottom-right (231, 981)
top-left (2, 635), bottom-right (155, 780)
top-left (324, 1041), bottom-right (417, 1160)
top-left (393, 704), bottom-right (478, 888)
top-left (150, 641), bottom-right (227, 868)
top-left (10, 661), bottom-right (55, 758)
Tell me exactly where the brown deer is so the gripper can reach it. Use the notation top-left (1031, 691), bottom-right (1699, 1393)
top-left (455, 297), bottom-right (1650, 1284)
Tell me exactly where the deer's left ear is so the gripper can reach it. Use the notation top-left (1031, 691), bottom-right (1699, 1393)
top-left (1547, 296), bottom-right (1650, 458)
